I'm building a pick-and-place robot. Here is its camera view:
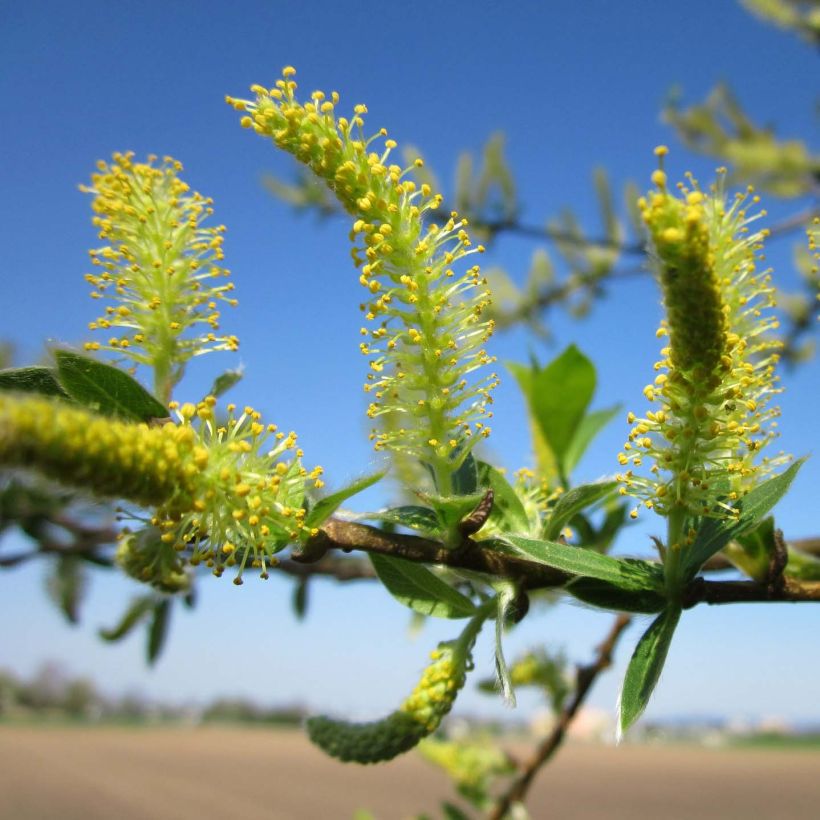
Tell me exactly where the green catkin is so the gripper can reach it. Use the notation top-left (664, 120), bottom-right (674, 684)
top-left (617, 150), bottom-right (785, 522)
top-left (0, 394), bottom-right (323, 582)
top-left (228, 68), bottom-right (498, 493)
top-left (80, 153), bottom-right (239, 402)
top-left (306, 639), bottom-right (470, 764)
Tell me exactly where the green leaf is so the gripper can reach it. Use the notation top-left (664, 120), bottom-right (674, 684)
top-left (304, 471), bottom-right (385, 530)
top-left (681, 459), bottom-right (805, 580)
top-left (619, 607), bottom-right (680, 736)
top-left (45, 555), bottom-right (87, 624)
top-left (493, 582), bottom-right (517, 706)
top-left (54, 351), bottom-right (167, 421)
top-left (563, 405), bottom-right (620, 475)
top-left (293, 579), bottom-right (309, 620)
top-left (206, 367), bottom-right (243, 400)
top-left (724, 517), bottom-right (775, 581)
top-left (477, 462), bottom-right (530, 534)
top-left (544, 480), bottom-right (618, 541)
top-left (420, 491), bottom-right (486, 538)
top-left (363, 505), bottom-right (441, 536)
top-left (441, 803), bottom-right (473, 820)
top-left (0, 366), bottom-right (69, 398)
top-left (528, 345), bottom-right (596, 475)
top-left (567, 578), bottom-right (666, 613)
top-left (784, 546), bottom-right (820, 582)
top-left (99, 596), bottom-right (155, 642)
top-left (370, 553), bottom-right (477, 619)
top-left (147, 599), bottom-right (171, 665)
top-left (451, 451), bottom-right (479, 496)
top-left (502, 534), bottom-right (663, 592)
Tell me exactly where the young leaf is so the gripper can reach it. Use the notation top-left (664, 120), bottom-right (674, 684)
top-left (451, 451), bottom-right (479, 496)
top-left (724, 516), bottom-right (775, 581)
top-left (477, 461), bottom-right (531, 535)
top-left (501, 534), bottom-right (663, 592)
top-left (528, 345), bottom-right (596, 476)
top-left (0, 366), bottom-right (69, 399)
top-left (98, 596), bottom-right (155, 642)
top-left (493, 582), bottom-right (517, 706)
top-left (562, 404), bottom-right (620, 475)
top-left (419, 491), bottom-right (486, 538)
top-left (619, 607), bottom-right (681, 736)
top-left (681, 459), bottom-right (805, 580)
top-left (54, 351), bottom-right (167, 421)
top-left (206, 367), bottom-right (243, 400)
top-left (543, 479), bottom-right (618, 541)
top-left (567, 578), bottom-right (666, 613)
top-left (362, 505), bottom-right (441, 536)
top-left (293, 578), bottom-right (309, 620)
top-left (304, 471), bottom-right (385, 529)
top-left (370, 553), bottom-right (477, 619)
top-left (147, 599), bottom-right (171, 665)
top-left (45, 555), bottom-right (87, 624)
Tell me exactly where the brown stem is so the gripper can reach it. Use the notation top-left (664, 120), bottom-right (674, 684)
top-left (682, 576), bottom-right (820, 607)
top-left (299, 518), bottom-right (569, 590)
top-left (487, 614), bottom-right (632, 820)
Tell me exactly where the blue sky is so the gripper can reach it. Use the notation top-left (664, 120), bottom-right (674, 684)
top-left (0, 1), bottom-right (818, 725)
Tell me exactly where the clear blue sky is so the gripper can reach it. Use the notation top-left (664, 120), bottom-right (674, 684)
top-left (0, 1), bottom-right (818, 725)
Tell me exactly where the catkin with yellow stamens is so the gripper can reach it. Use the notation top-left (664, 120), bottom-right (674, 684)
top-left (81, 152), bottom-right (239, 402)
top-left (617, 149), bottom-right (786, 524)
top-left (229, 69), bottom-right (498, 495)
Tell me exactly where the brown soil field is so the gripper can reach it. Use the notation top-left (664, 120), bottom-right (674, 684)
top-left (0, 725), bottom-right (818, 819)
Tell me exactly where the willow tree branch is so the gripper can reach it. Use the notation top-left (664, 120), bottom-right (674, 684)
top-left (297, 518), bottom-right (570, 590)
top-left (298, 519), bottom-right (820, 607)
top-left (487, 614), bottom-right (632, 820)
top-left (683, 576), bottom-right (820, 606)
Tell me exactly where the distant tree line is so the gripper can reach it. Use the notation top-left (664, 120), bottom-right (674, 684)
top-left (0, 662), bottom-right (305, 726)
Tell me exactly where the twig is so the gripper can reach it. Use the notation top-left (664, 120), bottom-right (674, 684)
top-left (682, 576), bottom-right (820, 607)
top-left (487, 614), bottom-right (632, 820)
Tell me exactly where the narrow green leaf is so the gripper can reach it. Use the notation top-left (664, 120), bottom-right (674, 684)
top-left (54, 351), bottom-right (167, 421)
top-left (619, 607), bottom-right (681, 736)
top-left (493, 582), bottom-right (517, 706)
top-left (442, 803), bottom-right (473, 820)
top-left (451, 451), bottom-right (479, 496)
top-left (724, 517), bottom-right (775, 581)
top-left (0, 366), bottom-right (69, 398)
top-left (304, 471), bottom-right (385, 529)
top-left (370, 553), bottom-right (477, 619)
top-left (45, 555), bottom-right (87, 624)
top-left (293, 579), bottom-right (309, 620)
top-left (420, 491), bottom-right (486, 535)
top-left (147, 599), bottom-right (171, 665)
top-left (515, 346), bottom-right (596, 477)
top-left (544, 480), bottom-right (618, 541)
top-left (563, 405), bottom-right (620, 475)
top-left (567, 578), bottom-right (666, 613)
top-left (206, 367), bottom-right (243, 399)
top-left (784, 546), bottom-right (820, 582)
top-left (363, 505), bottom-right (441, 536)
top-left (681, 459), bottom-right (805, 580)
top-left (477, 462), bottom-right (530, 534)
top-left (98, 596), bottom-right (155, 642)
top-left (502, 534), bottom-right (663, 592)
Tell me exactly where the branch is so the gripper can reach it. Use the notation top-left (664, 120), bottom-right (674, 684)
top-left (297, 518), bottom-right (569, 590)
top-left (683, 576), bottom-right (820, 606)
top-left (487, 614), bottom-right (632, 820)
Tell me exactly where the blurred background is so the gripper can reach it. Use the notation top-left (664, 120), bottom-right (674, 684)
top-left (0, 0), bottom-right (818, 737)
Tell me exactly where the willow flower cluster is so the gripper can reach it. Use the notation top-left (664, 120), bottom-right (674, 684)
top-left (0, 394), bottom-right (323, 584)
top-left (617, 148), bottom-right (784, 522)
top-left (227, 68), bottom-right (498, 494)
top-left (307, 640), bottom-right (469, 764)
top-left (80, 152), bottom-right (239, 401)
